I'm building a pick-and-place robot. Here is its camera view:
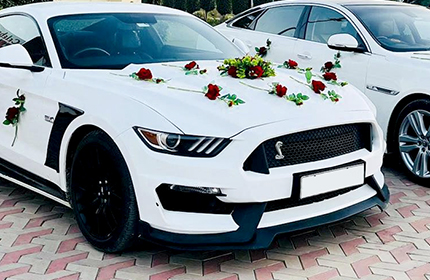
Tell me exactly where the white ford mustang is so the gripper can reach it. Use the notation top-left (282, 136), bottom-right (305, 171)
top-left (0, 2), bottom-right (388, 252)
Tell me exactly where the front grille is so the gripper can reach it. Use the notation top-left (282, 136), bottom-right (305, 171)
top-left (244, 123), bottom-right (371, 172)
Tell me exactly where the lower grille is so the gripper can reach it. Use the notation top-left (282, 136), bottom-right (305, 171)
top-left (244, 123), bottom-right (371, 173)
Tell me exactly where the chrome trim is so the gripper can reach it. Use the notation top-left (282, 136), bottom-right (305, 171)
top-left (366, 85), bottom-right (399, 96)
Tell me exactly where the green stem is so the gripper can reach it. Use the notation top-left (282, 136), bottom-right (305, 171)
top-left (109, 72), bottom-right (130, 77)
top-left (11, 124), bottom-right (17, 147)
top-left (167, 86), bottom-right (203, 94)
top-left (239, 81), bottom-right (269, 92)
top-left (161, 64), bottom-right (183, 69)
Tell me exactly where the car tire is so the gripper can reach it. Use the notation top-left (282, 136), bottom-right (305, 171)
top-left (69, 130), bottom-right (139, 253)
top-left (394, 99), bottom-right (430, 186)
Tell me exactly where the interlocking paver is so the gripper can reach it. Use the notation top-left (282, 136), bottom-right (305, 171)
top-left (0, 165), bottom-right (429, 279)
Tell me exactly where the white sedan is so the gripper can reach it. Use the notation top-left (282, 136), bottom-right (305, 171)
top-left (0, 2), bottom-right (388, 252)
top-left (217, 0), bottom-right (430, 184)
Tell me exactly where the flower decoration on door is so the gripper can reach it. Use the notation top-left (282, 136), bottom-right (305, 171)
top-left (255, 39), bottom-right (272, 57)
top-left (3, 89), bottom-right (26, 146)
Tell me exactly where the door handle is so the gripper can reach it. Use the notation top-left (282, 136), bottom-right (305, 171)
top-left (297, 53), bottom-right (312, 60)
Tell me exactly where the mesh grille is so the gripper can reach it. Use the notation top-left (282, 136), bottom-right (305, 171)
top-left (258, 123), bottom-right (371, 169)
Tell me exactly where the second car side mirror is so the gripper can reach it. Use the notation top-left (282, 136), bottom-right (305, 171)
top-left (0, 44), bottom-right (44, 72)
top-left (327, 34), bottom-right (364, 53)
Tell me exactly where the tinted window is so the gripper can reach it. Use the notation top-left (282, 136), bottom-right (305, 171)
top-left (305, 7), bottom-right (361, 45)
top-left (48, 13), bottom-right (242, 69)
top-left (348, 5), bottom-right (430, 52)
top-left (254, 6), bottom-right (305, 37)
top-left (232, 10), bottom-right (264, 29)
top-left (0, 15), bottom-right (50, 66)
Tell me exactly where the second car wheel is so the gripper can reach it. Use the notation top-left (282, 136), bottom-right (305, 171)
top-left (395, 99), bottom-right (430, 185)
top-left (69, 130), bottom-right (139, 253)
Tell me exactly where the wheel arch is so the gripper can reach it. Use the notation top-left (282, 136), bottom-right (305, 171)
top-left (65, 125), bottom-right (104, 194)
top-left (386, 93), bottom-right (430, 154)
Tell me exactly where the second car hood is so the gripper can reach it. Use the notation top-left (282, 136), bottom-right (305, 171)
top-left (66, 61), bottom-right (372, 137)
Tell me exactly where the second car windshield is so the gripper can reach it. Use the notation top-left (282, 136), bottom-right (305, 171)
top-left (347, 4), bottom-right (430, 52)
top-left (48, 13), bottom-right (242, 69)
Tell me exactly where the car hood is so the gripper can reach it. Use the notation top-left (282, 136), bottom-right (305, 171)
top-left (66, 61), bottom-right (373, 137)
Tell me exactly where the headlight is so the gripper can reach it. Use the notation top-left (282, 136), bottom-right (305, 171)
top-left (134, 127), bottom-right (231, 157)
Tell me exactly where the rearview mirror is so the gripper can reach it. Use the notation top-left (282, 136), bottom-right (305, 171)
top-left (0, 44), bottom-right (44, 72)
top-left (327, 34), bottom-right (364, 53)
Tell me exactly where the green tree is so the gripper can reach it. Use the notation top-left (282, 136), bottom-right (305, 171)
top-left (253, 0), bottom-right (272, 6)
top-left (232, 0), bottom-right (250, 14)
top-left (186, 0), bottom-right (200, 13)
top-left (200, 0), bottom-right (215, 20)
top-left (162, 0), bottom-right (175, 8)
top-left (174, 0), bottom-right (187, 11)
top-left (216, 0), bottom-right (231, 15)
top-left (0, 0), bottom-right (49, 8)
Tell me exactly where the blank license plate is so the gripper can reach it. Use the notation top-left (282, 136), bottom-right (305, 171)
top-left (300, 163), bottom-right (365, 199)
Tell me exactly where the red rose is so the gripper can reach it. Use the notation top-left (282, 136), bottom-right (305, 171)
top-left (248, 66), bottom-right (264, 78)
top-left (287, 59), bottom-right (298, 68)
top-left (136, 68), bottom-right (153, 80)
top-left (323, 72), bottom-right (337, 81)
top-left (227, 66), bottom-right (238, 78)
top-left (311, 80), bottom-right (326, 94)
top-left (205, 84), bottom-right (220, 100)
top-left (6, 107), bottom-right (19, 122)
top-left (184, 61), bottom-right (198, 70)
top-left (324, 61), bottom-right (334, 71)
top-left (258, 47), bottom-right (267, 56)
top-left (275, 84), bottom-right (287, 97)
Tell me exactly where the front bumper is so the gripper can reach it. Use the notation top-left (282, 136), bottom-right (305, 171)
top-left (137, 181), bottom-right (389, 250)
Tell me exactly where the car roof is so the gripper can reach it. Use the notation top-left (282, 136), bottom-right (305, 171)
top-left (255, 0), bottom-right (408, 8)
top-left (0, 2), bottom-right (190, 21)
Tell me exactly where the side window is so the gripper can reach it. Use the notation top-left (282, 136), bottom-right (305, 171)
top-left (305, 7), bottom-right (363, 46)
top-left (232, 10), bottom-right (264, 29)
top-left (0, 15), bottom-right (51, 66)
top-left (254, 6), bottom-right (305, 37)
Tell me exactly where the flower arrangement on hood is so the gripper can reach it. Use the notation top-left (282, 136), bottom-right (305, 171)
top-left (255, 39), bottom-right (271, 57)
top-left (130, 68), bottom-right (167, 84)
top-left (218, 55), bottom-right (276, 79)
top-left (3, 90), bottom-right (26, 146)
top-left (168, 83), bottom-right (245, 107)
top-left (240, 81), bottom-right (309, 106)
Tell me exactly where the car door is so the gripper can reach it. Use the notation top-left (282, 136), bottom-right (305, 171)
top-left (0, 14), bottom-right (58, 183)
top-left (293, 5), bottom-right (371, 93)
top-left (221, 5), bottom-right (307, 63)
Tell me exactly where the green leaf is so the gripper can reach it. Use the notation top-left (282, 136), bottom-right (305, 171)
top-left (231, 94), bottom-right (237, 100)
top-left (237, 99), bottom-right (245, 104)
top-left (185, 70), bottom-right (198, 75)
top-left (3, 120), bottom-right (11, 125)
top-left (12, 119), bottom-right (18, 125)
top-left (305, 70), bottom-right (312, 84)
top-left (19, 107), bottom-right (26, 112)
top-left (218, 86), bottom-right (223, 91)
top-left (302, 95), bottom-right (309, 100)
top-left (220, 94), bottom-right (230, 100)
top-left (255, 47), bottom-right (260, 52)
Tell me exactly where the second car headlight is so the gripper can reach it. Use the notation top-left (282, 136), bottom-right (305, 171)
top-left (134, 127), bottom-right (231, 157)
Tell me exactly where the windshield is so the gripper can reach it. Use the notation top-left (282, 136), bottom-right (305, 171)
top-left (48, 13), bottom-right (242, 69)
top-left (348, 4), bottom-right (430, 52)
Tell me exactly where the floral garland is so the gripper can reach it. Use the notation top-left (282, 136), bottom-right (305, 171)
top-left (218, 55), bottom-right (276, 79)
top-left (255, 39), bottom-right (271, 57)
top-left (3, 90), bottom-right (26, 146)
top-left (168, 83), bottom-right (245, 107)
top-left (240, 81), bottom-right (309, 106)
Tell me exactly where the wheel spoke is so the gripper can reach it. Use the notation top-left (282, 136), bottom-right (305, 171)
top-left (419, 152), bottom-right (429, 177)
top-left (399, 134), bottom-right (419, 144)
top-left (408, 112), bottom-right (426, 137)
top-left (400, 144), bottom-right (420, 153)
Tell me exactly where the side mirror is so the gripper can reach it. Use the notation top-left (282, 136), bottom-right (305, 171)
top-left (0, 44), bottom-right (44, 72)
top-left (327, 34), bottom-right (364, 53)
top-left (232, 38), bottom-right (250, 54)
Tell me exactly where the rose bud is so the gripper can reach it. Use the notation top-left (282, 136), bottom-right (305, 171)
top-left (227, 66), bottom-right (238, 78)
top-left (287, 59), bottom-right (298, 68)
top-left (324, 61), bottom-right (334, 71)
top-left (311, 80), bottom-right (326, 94)
top-left (323, 72), bottom-right (337, 81)
top-left (205, 84), bottom-right (220, 100)
top-left (6, 107), bottom-right (20, 122)
top-left (249, 66), bottom-right (264, 78)
top-left (184, 61), bottom-right (198, 70)
top-left (136, 68), bottom-right (153, 80)
top-left (275, 84), bottom-right (287, 97)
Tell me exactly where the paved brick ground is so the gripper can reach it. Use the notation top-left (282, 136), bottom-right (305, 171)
top-left (1, 163), bottom-right (430, 280)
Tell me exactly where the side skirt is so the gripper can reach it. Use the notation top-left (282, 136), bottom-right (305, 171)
top-left (0, 157), bottom-right (69, 207)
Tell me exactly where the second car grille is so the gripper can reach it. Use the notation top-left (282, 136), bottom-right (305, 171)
top-left (243, 123), bottom-right (372, 173)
